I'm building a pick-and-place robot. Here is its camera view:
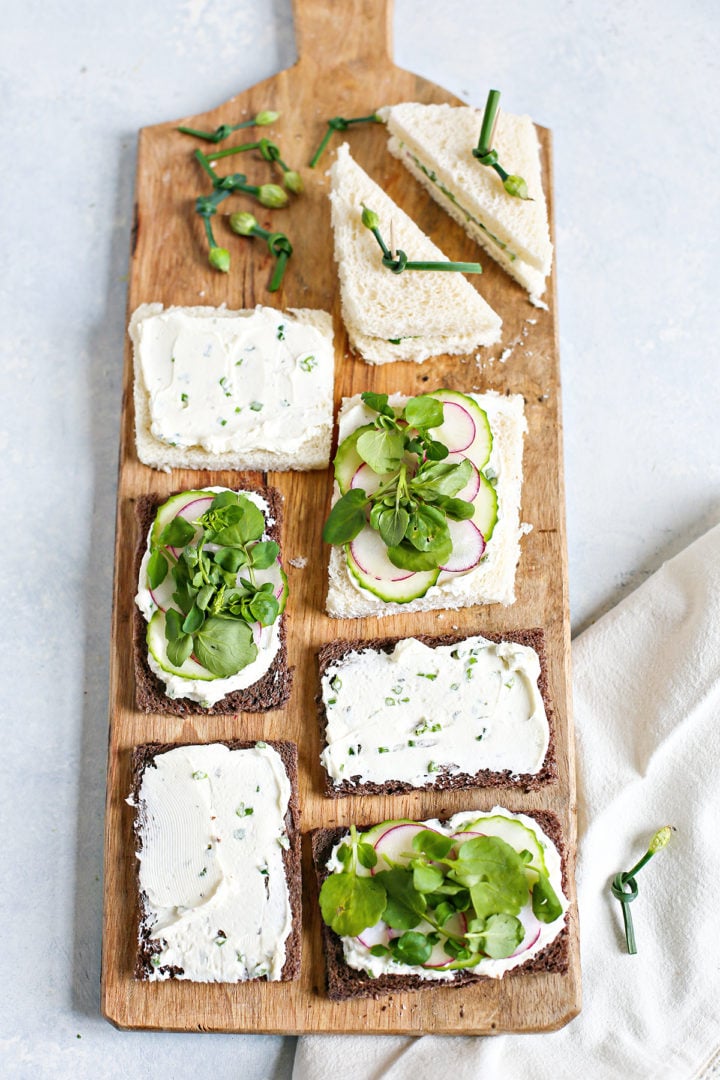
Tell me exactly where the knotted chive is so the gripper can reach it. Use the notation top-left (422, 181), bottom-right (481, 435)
top-left (207, 139), bottom-right (303, 193)
top-left (472, 89), bottom-right (532, 200)
top-left (309, 112), bottom-right (383, 168)
top-left (177, 110), bottom-right (280, 143)
top-left (195, 190), bottom-right (232, 272)
top-left (610, 826), bottom-right (673, 954)
top-left (195, 151), bottom-right (288, 208)
top-left (229, 212), bottom-right (293, 292)
top-left (361, 206), bottom-right (482, 275)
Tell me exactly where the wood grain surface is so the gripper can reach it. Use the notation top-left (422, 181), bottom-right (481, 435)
top-left (101, 0), bottom-right (580, 1035)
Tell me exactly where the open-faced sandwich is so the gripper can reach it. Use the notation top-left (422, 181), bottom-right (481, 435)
top-left (134, 484), bottom-right (291, 713)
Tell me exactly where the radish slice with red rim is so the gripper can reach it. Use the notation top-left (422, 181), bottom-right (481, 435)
top-left (350, 527), bottom-right (415, 583)
top-left (445, 452), bottom-right (480, 502)
top-left (428, 401), bottom-right (476, 453)
top-left (372, 822), bottom-right (444, 871)
top-left (440, 519), bottom-right (485, 573)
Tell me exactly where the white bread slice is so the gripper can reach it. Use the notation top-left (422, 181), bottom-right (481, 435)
top-left (381, 103), bottom-right (552, 303)
top-left (326, 391), bottom-right (527, 618)
top-left (130, 303), bottom-right (333, 472)
top-left (329, 143), bottom-right (501, 364)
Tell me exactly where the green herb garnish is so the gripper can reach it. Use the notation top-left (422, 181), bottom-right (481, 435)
top-left (319, 823), bottom-right (564, 967)
top-left (207, 137), bottom-right (302, 193)
top-left (472, 89), bottom-right (531, 200)
top-left (146, 490), bottom-right (282, 678)
top-left (309, 111), bottom-right (383, 168)
top-left (228, 212), bottom-right (293, 292)
top-left (611, 826), bottom-right (673, 954)
top-left (361, 206), bottom-right (482, 274)
top-left (323, 392), bottom-right (475, 573)
top-left (177, 109), bottom-right (280, 143)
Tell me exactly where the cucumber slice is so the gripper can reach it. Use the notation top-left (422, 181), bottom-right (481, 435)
top-left (428, 390), bottom-right (493, 470)
top-left (346, 529), bottom-right (439, 603)
top-left (151, 490), bottom-right (215, 547)
top-left (454, 815), bottom-right (547, 874)
top-left (334, 425), bottom-right (376, 495)
top-left (471, 472), bottom-right (499, 542)
top-left (146, 609), bottom-right (217, 682)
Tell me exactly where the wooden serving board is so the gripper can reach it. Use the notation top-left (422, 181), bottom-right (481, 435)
top-left (102, 0), bottom-right (580, 1035)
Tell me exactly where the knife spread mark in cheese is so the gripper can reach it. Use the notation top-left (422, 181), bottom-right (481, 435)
top-left (320, 635), bottom-right (549, 786)
top-left (131, 743), bottom-right (293, 983)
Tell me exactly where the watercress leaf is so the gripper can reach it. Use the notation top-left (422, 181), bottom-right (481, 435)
top-left (477, 913), bottom-right (525, 959)
top-left (360, 390), bottom-right (394, 418)
top-left (212, 496), bottom-right (265, 546)
top-left (323, 489), bottom-right (368, 544)
top-left (164, 607), bottom-right (184, 642)
top-left (318, 872), bottom-right (387, 937)
top-left (387, 540), bottom-right (449, 572)
top-left (182, 603), bottom-right (205, 634)
top-left (433, 901), bottom-right (456, 927)
top-left (166, 631), bottom-right (193, 668)
top-left (404, 437), bottom-right (424, 456)
top-left (405, 505), bottom-right (451, 553)
top-left (357, 843), bottom-right (378, 870)
top-left (377, 506), bottom-right (410, 548)
top-left (369, 944), bottom-right (390, 957)
top-left (195, 584), bottom-right (215, 611)
top-left (443, 938), bottom-right (471, 961)
top-left (159, 516), bottom-right (196, 548)
top-left (412, 863), bottom-right (445, 894)
top-left (374, 868), bottom-right (426, 930)
top-left (210, 491), bottom-right (239, 511)
top-left (390, 931), bottom-right (434, 966)
top-left (248, 592), bottom-right (279, 626)
top-left (356, 428), bottom-right (405, 474)
top-left (532, 872), bottom-right (564, 924)
top-left (416, 458), bottom-right (473, 497)
top-left (412, 829), bottom-right (453, 860)
top-left (193, 616), bottom-right (258, 677)
top-left (214, 546), bottom-right (247, 573)
top-left (147, 548), bottom-right (168, 589)
top-left (369, 501), bottom-right (385, 532)
top-left (438, 496), bottom-right (475, 522)
top-left (250, 540), bottom-right (280, 569)
top-left (403, 395), bottom-right (444, 431)
top-left (423, 438), bottom-right (449, 461)
top-left (453, 836), bottom-right (529, 918)
top-left (336, 843), bottom-right (352, 869)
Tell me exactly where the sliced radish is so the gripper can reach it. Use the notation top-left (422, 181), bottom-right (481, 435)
top-left (428, 401), bottom-right (476, 453)
top-left (440, 519), bottom-right (486, 573)
top-left (450, 831), bottom-right (485, 841)
top-left (168, 494), bottom-right (215, 558)
top-left (445, 453), bottom-right (480, 502)
top-left (350, 527), bottom-right (414, 583)
top-left (372, 822), bottom-right (444, 871)
top-left (356, 921), bottom-right (390, 950)
top-left (350, 463), bottom-right (392, 497)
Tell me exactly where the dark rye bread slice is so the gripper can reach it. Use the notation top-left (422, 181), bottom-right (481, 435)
top-left (317, 629), bottom-right (556, 796)
top-left (312, 809), bottom-right (569, 1000)
top-left (133, 483), bottom-right (292, 715)
top-left (131, 739), bottom-right (301, 982)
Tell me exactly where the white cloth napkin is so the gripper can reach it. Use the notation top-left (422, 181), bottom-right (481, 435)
top-left (294, 523), bottom-right (720, 1080)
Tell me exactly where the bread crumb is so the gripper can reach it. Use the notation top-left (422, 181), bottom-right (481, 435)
top-left (288, 556), bottom-right (307, 569)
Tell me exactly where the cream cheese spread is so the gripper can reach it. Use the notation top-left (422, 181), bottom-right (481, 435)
top-left (328, 807), bottom-right (567, 982)
top-left (131, 742), bottom-right (293, 982)
top-left (135, 487), bottom-right (283, 707)
top-left (135, 305), bottom-right (333, 455)
top-left (320, 635), bottom-right (549, 786)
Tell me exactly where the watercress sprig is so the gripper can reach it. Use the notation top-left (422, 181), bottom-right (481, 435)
top-left (611, 826), bottom-right (673, 955)
top-left (229, 212), bottom-right (293, 292)
top-left (309, 111), bottom-right (383, 169)
top-left (146, 492), bottom-right (282, 678)
top-left (323, 392), bottom-right (475, 573)
top-left (177, 109), bottom-right (280, 143)
top-left (361, 206), bottom-right (483, 275)
top-left (472, 89), bottom-right (532, 200)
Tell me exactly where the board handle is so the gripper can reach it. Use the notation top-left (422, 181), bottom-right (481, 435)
top-left (292, 0), bottom-right (393, 67)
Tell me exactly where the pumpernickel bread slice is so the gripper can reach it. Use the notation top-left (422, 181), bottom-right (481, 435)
top-left (133, 482), bottom-right (292, 715)
top-left (317, 629), bottom-right (556, 796)
top-left (131, 739), bottom-right (301, 982)
top-left (312, 809), bottom-right (569, 1000)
